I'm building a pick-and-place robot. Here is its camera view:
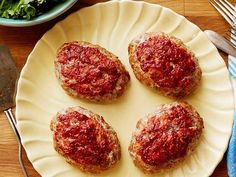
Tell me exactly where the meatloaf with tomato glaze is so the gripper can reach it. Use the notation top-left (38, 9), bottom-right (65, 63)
top-left (55, 41), bottom-right (130, 102)
top-left (128, 101), bottom-right (204, 173)
top-left (50, 107), bottom-right (121, 173)
top-left (128, 32), bottom-right (202, 98)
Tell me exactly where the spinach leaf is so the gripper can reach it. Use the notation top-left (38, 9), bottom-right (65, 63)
top-left (0, 0), bottom-right (65, 20)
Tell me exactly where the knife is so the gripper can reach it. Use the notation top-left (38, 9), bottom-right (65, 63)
top-left (204, 30), bottom-right (236, 58)
top-left (0, 45), bottom-right (28, 177)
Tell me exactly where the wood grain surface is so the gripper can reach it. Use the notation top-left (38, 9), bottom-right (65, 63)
top-left (0, 0), bottom-right (233, 177)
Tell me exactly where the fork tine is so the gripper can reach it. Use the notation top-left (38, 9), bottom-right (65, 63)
top-left (228, 29), bottom-right (236, 43)
top-left (225, 29), bottom-right (236, 47)
top-left (225, 35), bottom-right (236, 48)
top-left (209, 0), bottom-right (234, 26)
top-left (226, 31), bottom-right (236, 43)
top-left (219, 0), bottom-right (236, 17)
top-left (228, 29), bottom-right (236, 38)
top-left (214, 0), bottom-right (236, 23)
top-left (231, 27), bottom-right (236, 32)
top-left (224, 0), bottom-right (235, 11)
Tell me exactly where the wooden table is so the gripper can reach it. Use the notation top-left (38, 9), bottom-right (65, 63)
top-left (0, 0), bottom-right (232, 176)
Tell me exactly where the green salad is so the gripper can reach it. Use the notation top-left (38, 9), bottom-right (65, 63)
top-left (0, 0), bottom-right (66, 20)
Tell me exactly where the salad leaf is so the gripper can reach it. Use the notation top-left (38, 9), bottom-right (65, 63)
top-left (0, 0), bottom-right (65, 20)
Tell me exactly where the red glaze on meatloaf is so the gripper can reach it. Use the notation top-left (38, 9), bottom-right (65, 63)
top-left (129, 32), bottom-right (202, 98)
top-left (55, 41), bottom-right (130, 102)
top-left (50, 107), bottom-right (121, 173)
top-left (129, 101), bottom-right (204, 173)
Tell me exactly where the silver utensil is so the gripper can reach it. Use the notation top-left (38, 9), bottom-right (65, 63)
top-left (209, 0), bottom-right (236, 29)
top-left (208, 1), bottom-right (236, 54)
top-left (204, 30), bottom-right (236, 57)
top-left (0, 45), bottom-right (28, 177)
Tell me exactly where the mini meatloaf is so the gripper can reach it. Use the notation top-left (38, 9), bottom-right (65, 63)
top-left (129, 101), bottom-right (204, 173)
top-left (50, 107), bottom-right (121, 173)
top-left (55, 41), bottom-right (130, 102)
top-left (128, 32), bottom-right (202, 98)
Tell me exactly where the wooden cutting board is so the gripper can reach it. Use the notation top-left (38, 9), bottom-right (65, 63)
top-left (0, 1), bottom-right (231, 176)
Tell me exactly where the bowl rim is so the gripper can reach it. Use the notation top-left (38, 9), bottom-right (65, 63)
top-left (0, 0), bottom-right (78, 27)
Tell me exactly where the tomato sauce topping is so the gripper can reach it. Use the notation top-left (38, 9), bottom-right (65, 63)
top-left (136, 105), bottom-right (196, 166)
top-left (136, 35), bottom-right (196, 88)
top-left (58, 43), bottom-right (121, 96)
top-left (54, 111), bottom-right (113, 167)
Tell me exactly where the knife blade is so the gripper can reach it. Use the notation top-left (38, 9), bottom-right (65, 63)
top-left (204, 30), bottom-right (236, 58)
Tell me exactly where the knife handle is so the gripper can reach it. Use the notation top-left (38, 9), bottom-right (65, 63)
top-left (4, 108), bottom-right (29, 177)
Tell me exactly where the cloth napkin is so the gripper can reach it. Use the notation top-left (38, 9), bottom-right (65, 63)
top-left (227, 56), bottom-right (236, 177)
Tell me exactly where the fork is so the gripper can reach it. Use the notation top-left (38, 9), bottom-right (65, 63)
top-left (209, 0), bottom-right (236, 29)
top-left (225, 28), bottom-right (236, 47)
top-left (209, 0), bottom-right (236, 47)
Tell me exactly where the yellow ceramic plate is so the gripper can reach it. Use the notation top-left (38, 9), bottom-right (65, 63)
top-left (16, 1), bottom-right (234, 177)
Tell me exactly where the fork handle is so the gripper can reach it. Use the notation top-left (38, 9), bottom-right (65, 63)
top-left (4, 108), bottom-right (29, 177)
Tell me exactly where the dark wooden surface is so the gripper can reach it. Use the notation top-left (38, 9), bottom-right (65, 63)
top-left (0, 1), bottom-right (232, 176)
